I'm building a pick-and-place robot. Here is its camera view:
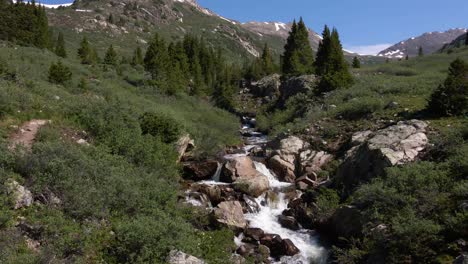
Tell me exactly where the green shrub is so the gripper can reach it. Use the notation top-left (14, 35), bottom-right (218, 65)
top-left (139, 112), bottom-right (182, 143)
top-left (48, 61), bottom-right (72, 85)
top-left (336, 98), bottom-right (383, 120)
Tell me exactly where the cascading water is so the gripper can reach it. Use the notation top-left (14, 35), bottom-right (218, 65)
top-left (242, 117), bottom-right (327, 264)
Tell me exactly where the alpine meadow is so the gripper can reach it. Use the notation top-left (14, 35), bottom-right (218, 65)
top-left (0, 0), bottom-right (467, 264)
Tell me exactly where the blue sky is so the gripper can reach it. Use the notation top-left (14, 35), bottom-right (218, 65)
top-left (41, 0), bottom-right (468, 54)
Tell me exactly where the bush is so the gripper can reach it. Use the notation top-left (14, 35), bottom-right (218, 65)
top-left (139, 112), bottom-right (182, 143)
top-left (336, 98), bottom-right (383, 120)
top-left (48, 61), bottom-right (72, 85)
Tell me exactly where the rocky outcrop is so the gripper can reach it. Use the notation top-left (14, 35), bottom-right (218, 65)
top-left (175, 134), bottom-right (195, 162)
top-left (233, 176), bottom-right (270, 198)
top-left (268, 136), bottom-right (332, 185)
top-left (279, 75), bottom-right (317, 101)
top-left (221, 156), bottom-right (263, 183)
top-left (213, 201), bottom-right (246, 230)
top-left (337, 120), bottom-right (429, 190)
top-left (249, 74), bottom-right (281, 98)
top-left (167, 250), bottom-right (205, 264)
top-left (183, 160), bottom-right (219, 181)
top-left (6, 180), bottom-right (33, 209)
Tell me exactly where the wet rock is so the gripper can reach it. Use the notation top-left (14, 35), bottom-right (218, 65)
top-left (6, 179), bottom-right (33, 209)
top-left (175, 134), bottom-right (195, 162)
top-left (221, 156), bottom-right (264, 183)
top-left (213, 201), bottom-right (246, 230)
top-left (278, 215), bottom-right (300, 231)
top-left (236, 244), bottom-right (255, 257)
top-left (282, 239), bottom-right (300, 256)
top-left (337, 120), bottom-right (429, 190)
top-left (183, 160), bottom-right (219, 181)
top-left (244, 227), bottom-right (265, 242)
top-left (167, 250), bottom-right (205, 264)
top-left (279, 75), bottom-right (317, 101)
top-left (331, 205), bottom-right (364, 238)
top-left (185, 191), bottom-right (211, 208)
top-left (257, 244), bottom-right (271, 262)
top-left (249, 74), bottom-right (281, 98)
top-left (242, 194), bottom-right (260, 213)
top-left (233, 175), bottom-right (270, 197)
top-left (268, 155), bottom-right (296, 183)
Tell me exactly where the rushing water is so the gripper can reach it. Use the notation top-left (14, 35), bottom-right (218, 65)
top-left (241, 117), bottom-right (327, 264)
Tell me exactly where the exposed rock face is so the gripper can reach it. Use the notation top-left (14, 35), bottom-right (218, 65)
top-left (268, 136), bottom-right (331, 184)
top-left (167, 250), bottom-right (205, 264)
top-left (213, 201), bottom-right (247, 230)
top-left (183, 160), bottom-right (219, 181)
top-left (279, 75), bottom-right (317, 101)
top-left (221, 156), bottom-right (263, 183)
top-left (6, 180), bottom-right (33, 209)
top-left (249, 74), bottom-right (281, 98)
top-left (337, 120), bottom-right (429, 190)
top-left (175, 134), bottom-right (195, 162)
top-left (331, 205), bottom-right (364, 238)
top-left (233, 175), bottom-right (270, 198)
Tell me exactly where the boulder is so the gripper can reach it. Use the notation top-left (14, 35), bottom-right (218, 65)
top-left (175, 134), bottom-right (195, 162)
top-left (233, 175), bottom-right (270, 197)
top-left (279, 75), bottom-right (317, 101)
top-left (260, 234), bottom-right (300, 258)
top-left (331, 205), bottom-right (364, 238)
top-left (249, 74), bottom-right (281, 98)
top-left (278, 215), bottom-right (300, 231)
top-left (299, 150), bottom-right (333, 177)
top-left (213, 201), bottom-right (246, 230)
top-left (230, 254), bottom-right (247, 264)
top-left (167, 250), bottom-right (205, 264)
top-left (282, 239), bottom-right (300, 256)
top-left (244, 228), bottom-right (265, 242)
top-left (268, 155), bottom-right (296, 182)
top-left (6, 180), bottom-right (33, 209)
top-left (183, 160), bottom-right (219, 181)
top-left (337, 120), bottom-right (429, 190)
top-left (221, 156), bottom-right (263, 183)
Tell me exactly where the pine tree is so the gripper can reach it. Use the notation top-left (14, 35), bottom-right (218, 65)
top-left (55, 32), bottom-right (67, 58)
top-left (131, 46), bottom-right (144, 66)
top-left (352, 56), bottom-right (361, 68)
top-left (282, 18), bottom-right (315, 76)
top-left (260, 43), bottom-right (276, 76)
top-left (465, 32), bottom-right (468, 46)
top-left (48, 60), bottom-right (72, 84)
top-left (427, 58), bottom-right (468, 116)
top-left (144, 33), bottom-right (170, 81)
top-left (77, 36), bottom-right (93, 64)
top-left (418, 46), bottom-right (424, 57)
top-left (315, 26), bottom-right (354, 93)
top-left (104, 44), bottom-right (118, 66)
top-left (405, 55), bottom-right (409, 60)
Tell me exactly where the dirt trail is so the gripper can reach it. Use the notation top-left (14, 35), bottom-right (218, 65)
top-left (9, 119), bottom-right (49, 151)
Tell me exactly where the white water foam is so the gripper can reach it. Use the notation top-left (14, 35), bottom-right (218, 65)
top-left (245, 193), bottom-right (327, 263)
top-left (254, 161), bottom-right (292, 189)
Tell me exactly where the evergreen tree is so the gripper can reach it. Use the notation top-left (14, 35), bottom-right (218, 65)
top-left (144, 33), bottom-right (169, 81)
top-left (282, 18), bottom-right (315, 76)
top-left (54, 32), bottom-right (67, 58)
top-left (131, 46), bottom-right (144, 66)
top-left (352, 56), bottom-right (361, 68)
top-left (260, 43), bottom-right (276, 76)
top-left (48, 60), bottom-right (72, 84)
top-left (213, 67), bottom-right (235, 111)
top-left (405, 55), bottom-right (409, 60)
top-left (418, 46), bottom-right (424, 57)
top-left (427, 58), bottom-right (468, 116)
top-left (104, 44), bottom-right (118, 66)
top-left (191, 56), bottom-right (205, 96)
top-left (465, 32), bottom-right (468, 46)
top-left (315, 26), bottom-right (354, 93)
top-left (77, 36), bottom-right (94, 64)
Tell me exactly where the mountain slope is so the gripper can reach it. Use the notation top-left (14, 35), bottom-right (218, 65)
top-left (377, 28), bottom-right (467, 58)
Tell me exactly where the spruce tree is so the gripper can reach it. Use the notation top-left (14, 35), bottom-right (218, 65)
top-left (48, 60), bottom-right (72, 84)
top-left (281, 18), bottom-right (315, 76)
top-left (465, 32), bottom-right (468, 46)
top-left (131, 46), bottom-right (144, 66)
top-left (260, 43), bottom-right (276, 76)
top-left (405, 55), bottom-right (409, 60)
top-left (418, 46), bottom-right (424, 57)
top-left (315, 26), bottom-right (354, 92)
top-left (77, 36), bottom-right (93, 64)
top-left (104, 44), bottom-right (118, 66)
top-left (352, 56), bottom-right (361, 68)
top-left (427, 58), bottom-right (468, 116)
top-left (55, 32), bottom-right (67, 58)
top-left (144, 33), bottom-right (169, 81)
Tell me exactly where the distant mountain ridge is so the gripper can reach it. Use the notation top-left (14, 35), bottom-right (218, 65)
top-left (378, 28), bottom-right (467, 58)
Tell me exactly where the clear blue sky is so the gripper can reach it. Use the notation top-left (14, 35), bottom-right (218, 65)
top-left (41, 0), bottom-right (468, 54)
